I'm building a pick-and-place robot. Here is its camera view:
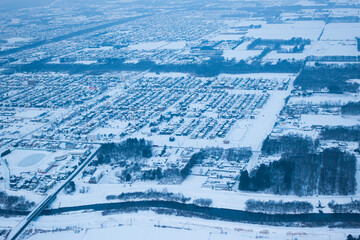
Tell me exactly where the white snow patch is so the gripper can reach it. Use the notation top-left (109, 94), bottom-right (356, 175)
top-left (128, 41), bottom-right (168, 50)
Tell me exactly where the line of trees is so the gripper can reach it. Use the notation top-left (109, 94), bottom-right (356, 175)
top-left (0, 230), bottom-right (9, 237)
top-left (319, 125), bottom-right (360, 142)
top-left (114, 163), bottom-right (166, 183)
top-left (204, 147), bottom-right (252, 162)
top-left (64, 181), bottom-right (76, 194)
top-left (94, 138), bottom-right (153, 166)
top-left (170, 143), bottom-right (251, 182)
top-left (239, 148), bottom-right (356, 196)
top-left (106, 189), bottom-right (191, 203)
top-left (294, 66), bottom-right (360, 93)
top-left (224, 147), bottom-right (253, 162)
top-left (347, 234), bottom-right (360, 240)
top-left (14, 56), bottom-right (302, 77)
top-left (193, 198), bottom-right (213, 207)
top-left (245, 199), bottom-right (313, 214)
top-left (254, 48), bottom-right (271, 60)
top-left (341, 102), bottom-right (360, 115)
top-left (328, 200), bottom-right (360, 213)
top-left (261, 134), bottom-right (317, 155)
top-left (247, 37), bottom-right (310, 52)
top-left (141, 167), bottom-right (163, 181)
top-left (102, 207), bottom-right (142, 216)
top-left (180, 151), bottom-right (206, 179)
top-left (0, 191), bottom-right (35, 211)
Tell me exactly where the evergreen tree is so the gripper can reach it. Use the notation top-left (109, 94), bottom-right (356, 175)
top-left (239, 170), bottom-right (251, 190)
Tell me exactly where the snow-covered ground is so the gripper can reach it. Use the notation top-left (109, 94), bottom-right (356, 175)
top-left (221, 40), bottom-right (262, 61)
top-left (300, 114), bottom-right (360, 127)
top-left (159, 42), bottom-right (187, 50)
top-left (222, 49), bottom-right (262, 61)
top-left (263, 49), bottom-right (310, 61)
top-left (74, 60), bottom-right (97, 65)
top-left (237, 89), bottom-right (291, 151)
top-left (211, 34), bottom-right (244, 41)
top-left (309, 40), bottom-right (359, 57)
top-left (289, 93), bottom-right (360, 105)
top-left (6, 37), bottom-right (32, 44)
top-left (128, 41), bottom-right (169, 50)
top-left (320, 23), bottom-right (360, 41)
top-left (246, 21), bottom-right (325, 40)
top-left (0, 216), bottom-right (23, 230)
top-left (20, 211), bottom-right (360, 240)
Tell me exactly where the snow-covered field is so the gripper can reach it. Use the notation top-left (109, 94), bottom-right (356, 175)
top-left (74, 60), bottom-right (97, 65)
top-left (20, 211), bottom-right (359, 240)
top-left (300, 114), bottom-right (360, 127)
top-left (128, 41), bottom-right (169, 50)
top-left (246, 21), bottom-right (325, 40)
top-left (321, 23), bottom-right (360, 41)
top-left (211, 34), bottom-right (244, 41)
top-left (309, 40), bottom-right (359, 56)
top-left (159, 41), bottom-right (187, 50)
top-left (222, 49), bottom-right (262, 61)
top-left (6, 37), bottom-right (31, 44)
top-left (289, 93), bottom-right (360, 105)
top-left (263, 49), bottom-right (309, 61)
top-left (221, 40), bottom-right (262, 61)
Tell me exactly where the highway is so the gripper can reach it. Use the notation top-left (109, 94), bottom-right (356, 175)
top-left (5, 146), bottom-right (101, 240)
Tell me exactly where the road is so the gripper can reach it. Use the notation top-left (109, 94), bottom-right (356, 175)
top-left (245, 75), bottom-right (296, 172)
top-left (5, 146), bottom-right (101, 240)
